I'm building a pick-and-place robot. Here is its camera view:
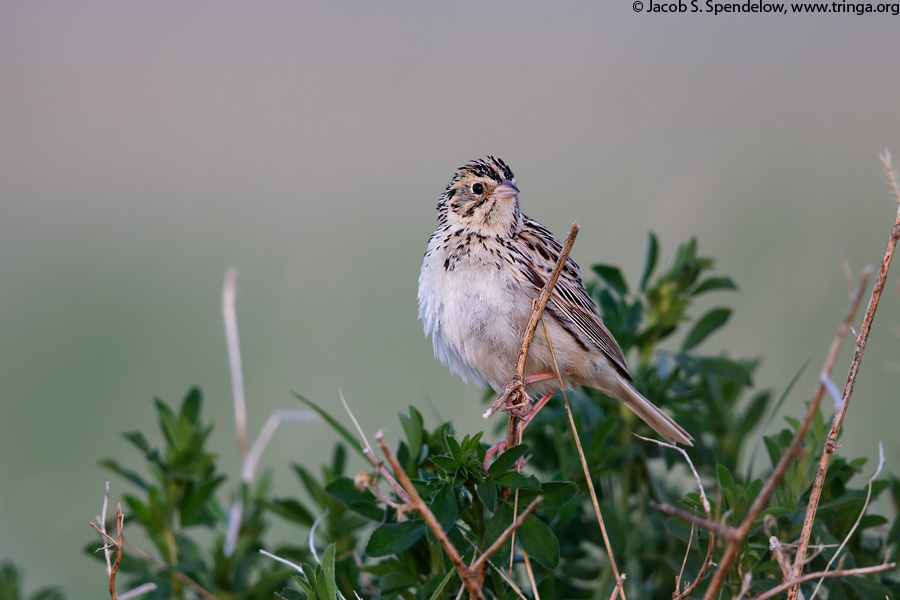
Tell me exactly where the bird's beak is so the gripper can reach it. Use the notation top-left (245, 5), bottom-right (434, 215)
top-left (491, 180), bottom-right (519, 201)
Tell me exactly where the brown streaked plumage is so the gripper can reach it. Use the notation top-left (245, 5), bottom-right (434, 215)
top-left (418, 156), bottom-right (692, 446)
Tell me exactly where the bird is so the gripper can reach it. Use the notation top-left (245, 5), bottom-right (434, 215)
top-left (417, 156), bottom-right (693, 447)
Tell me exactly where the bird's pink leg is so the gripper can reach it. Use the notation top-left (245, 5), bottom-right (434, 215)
top-left (483, 390), bottom-right (555, 472)
top-left (523, 372), bottom-right (556, 385)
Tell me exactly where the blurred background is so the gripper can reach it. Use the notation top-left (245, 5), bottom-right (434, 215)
top-left (2, 1), bottom-right (899, 596)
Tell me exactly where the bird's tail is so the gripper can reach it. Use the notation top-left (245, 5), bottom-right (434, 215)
top-left (615, 380), bottom-right (693, 446)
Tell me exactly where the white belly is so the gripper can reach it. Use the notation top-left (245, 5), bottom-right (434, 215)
top-left (418, 238), bottom-right (528, 391)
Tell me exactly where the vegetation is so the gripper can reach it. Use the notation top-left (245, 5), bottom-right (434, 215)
top-left (2, 234), bottom-right (898, 600)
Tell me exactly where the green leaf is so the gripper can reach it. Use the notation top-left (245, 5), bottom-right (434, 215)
top-left (476, 479), bottom-right (497, 511)
top-left (492, 472), bottom-right (541, 490)
top-left (399, 406), bottom-right (424, 460)
top-left (266, 498), bottom-right (316, 526)
top-left (319, 544), bottom-right (337, 600)
top-left (740, 391), bottom-right (771, 434)
top-left (718, 464), bottom-right (736, 510)
top-left (640, 232), bottom-right (659, 291)
top-left (292, 393), bottom-right (365, 459)
top-left (179, 474), bottom-right (226, 526)
top-left (698, 356), bottom-right (753, 386)
top-left (483, 503), bottom-right (515, 561)
top-left (365, 521), bottom-right (426, 557)
top-left (277, 589), bottom-right (307, 600)
top-left (427, 569), bottom-right (458, 600)
top-left (429, 483), bottom-right (458, 531)
top-left (693, 276), bottom-right (737, 295)
top-left (292, 464), bottom-right (329, 509)
top-left (518, 514), bottom-right (560, 568)
top-left (122, 430), bottom-right (151, 454)
top-left (487, 444), bottom-right (529, 478)
top-left (445, 433), bottom-right (463, 464)
top-left (380, 571), bottom-right (420, 592)
top-left (518, 482), bottom-right (578, 510)
top-left (430, 456), bottom-right (458, 474)
top-left (592, 264), bottom-right (628, 296)
top-left (681, 308), bottom-right (731, 351)
top-left (179, 387), bottom-right (202, 424)
top-left (325, 476), bottom-right (384, 520)
top-left (98, 459), bottom-right (150, 491)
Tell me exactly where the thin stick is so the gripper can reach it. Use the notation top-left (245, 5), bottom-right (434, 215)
top-left (651, 504), bottom-right (739, 540)
top-left (470, 497), bottom-right (542, 574)
top-left (753, 561), bottom-right (895, 600)
top-left (242, 410), bottom-right (320, 482)
top-left (637, 435), bottom-right (715, 600)
top-left (483, 223), bottom-right (579, 427)
top-left (223, 268), bottom-right (248, 463)
top-left (701, 265), bottom-right (871, 600)
top-left (786, 151), bottom-right (900, 600)
top-left (98, 481), bottom-right (113, 575)
top-left (522, 552), bottom-right (541, 600)
top-left (540, 316), bottom-right (626, 600)
top-left (108, 505), bottom-right (123, 600)
top-left (341, 392), bottom-right (410, 503)
top-left (808, 442), bottom-right (885, 600)
top-left (260, 549), bottom-right (305, 574)
top-left (376, 430), bottom-right (541, 598)
top-left (118, 583), bottom-right (158, 600)
top-left (608, 574), bottom-right (627, 600)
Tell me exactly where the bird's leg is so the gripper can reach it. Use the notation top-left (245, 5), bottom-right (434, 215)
top-left (523, 372), bottom-right (556, 385)
top-left (482, 390), bottom-right (554, 472)
top-left (521, 390), bottom-right (554, 424)
top-left (483, 375), bottom-right (526, 419)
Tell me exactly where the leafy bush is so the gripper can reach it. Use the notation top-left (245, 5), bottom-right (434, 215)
top-left (2, 235), bottom-right (895, 600)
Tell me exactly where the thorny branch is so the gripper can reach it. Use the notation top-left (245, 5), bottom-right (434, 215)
top-left (785, 150), bottom-right (900, 600)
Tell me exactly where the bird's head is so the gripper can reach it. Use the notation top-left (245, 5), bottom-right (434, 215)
top-left (437, 156), bottom-right (522, 237)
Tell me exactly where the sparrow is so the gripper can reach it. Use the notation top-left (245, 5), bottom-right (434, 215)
top-left (417, 157), bottom-right (692, 447)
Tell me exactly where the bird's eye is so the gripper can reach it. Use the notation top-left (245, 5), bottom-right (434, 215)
top-left (471, 183), bottom-right (484, 195)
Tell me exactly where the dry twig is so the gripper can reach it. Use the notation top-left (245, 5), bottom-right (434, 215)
top-left (482, 223), bottom-right (579, 449)
top-left (539, 314), bottom-right (627, 600)
top-left (637, 435), bottom-right (715, 600)
top-left (376, 431), bottom-right (542, 599)
top-left (697, 262), bottom-right (871, 600)
top-left (90, 504), bottom-right (125, 600)
top-left (753, 560), bottom-right (895, 600)
top-left (785, 150), bottom-right (900, 600)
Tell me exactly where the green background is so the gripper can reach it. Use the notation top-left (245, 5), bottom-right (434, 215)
top-left (1, 2), bottom-right (898, 597)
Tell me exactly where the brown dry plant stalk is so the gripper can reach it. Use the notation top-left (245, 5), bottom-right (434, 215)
top-left (783, 150), bottom-right (900, 599)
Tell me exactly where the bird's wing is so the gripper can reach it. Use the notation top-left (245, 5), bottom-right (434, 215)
top-left (512, 217), bottom-right (631, 379)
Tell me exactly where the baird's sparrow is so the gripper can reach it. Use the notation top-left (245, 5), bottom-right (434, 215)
top-left (417, 157), bottom-right (692, 446)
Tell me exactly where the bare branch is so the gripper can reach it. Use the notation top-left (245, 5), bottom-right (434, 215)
top-left (118, 583), bottom-right (158, 600)
top-left (637, 435), bottom-right (715, 600)
top-left (651, 503), bottom-right (739, 541)
top-left (470, 496), bottom-right (542, 573)
top-left (483, 222), bottom-right (580, 423)
top-left (243, 409), bottom-right (320, 482)
top-left (609, 574), bottom-right (627, 600)
top-left (809, 442), bottom-right (886, 600)
top-left (702, 263), bottom-right (871, 600)
top-left (543, 316), bottom-right (627, 600)
top-left (341, 391), bottom-right (410, 503)
top-left (786, 152), bottom-right (900, 599)
top-left (376, 431), bottom-right (483, 599)
top-left (753, 561), bottom-right (895, 600)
